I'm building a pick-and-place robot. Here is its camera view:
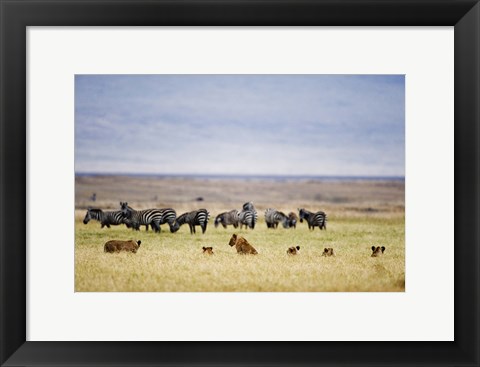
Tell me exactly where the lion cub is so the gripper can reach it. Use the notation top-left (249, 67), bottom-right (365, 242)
top-left (321, 247), bottom-right (335, 257)
top-left (371, 246), bottom-right (386, 257)
top-left (202, 246), bottom-right (214, 255)
top-left (228, 234), bottom-right (258, 254)
top-left (287, 246), bottom-right (300, 255)
top-left (104, 240), bottom-right (141, 253)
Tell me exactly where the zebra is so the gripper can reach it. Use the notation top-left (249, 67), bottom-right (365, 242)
top-left (83, 208), bottom-right (126, 229)
top-left (159, 207), bottom-right (180, 232)
top-left (238, 210), bottom-right (256, 229)
top-left (120, 202), bottom-right (153, 231)
top-left (175, 209), bottom-right (210, 234)
top-left (238, 202), bottom-right (257, 229)
top-left (120, 202), bottom-right (162, 232)
top-left (287, 212), bottom-right (299, 229)
top-left (214, 209), bottom-right (240, 228)
top-left (298, 208), bottom-right (327, 230)
top-left (120, 202), bottom-right (178, 233)
top-left (119, 203), bottom-right (153, 231)
top-left (264, 208), bottom-right (290, 229)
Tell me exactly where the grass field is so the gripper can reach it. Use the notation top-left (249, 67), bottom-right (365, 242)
top-left (75, 176), bottom-right (405, 292)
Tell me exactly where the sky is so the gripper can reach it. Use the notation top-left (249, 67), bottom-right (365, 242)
top-left (75, 74), bottom-right (405, 177)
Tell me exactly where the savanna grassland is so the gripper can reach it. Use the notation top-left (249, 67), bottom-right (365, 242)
top-left (75, 175), bottom-right (405, 292)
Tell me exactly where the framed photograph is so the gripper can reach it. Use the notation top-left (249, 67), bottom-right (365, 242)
top-left (74, 73), bottom-right (406, 293)
top-left (1, 0), bottom-right (479, 366)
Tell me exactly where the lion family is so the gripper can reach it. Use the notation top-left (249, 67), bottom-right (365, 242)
top-left (104, 234), bottom-right (386, 257)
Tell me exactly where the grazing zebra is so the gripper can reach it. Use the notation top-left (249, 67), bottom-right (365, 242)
top-left (175, 209), bottom-right (210, 234)
top-left (119, 203), bottom-right (151, 231)
top-left (242, 202), bottom-right (255, 212)
top-left (238, 202), bottom-right (257, 229)
top-left (288, 212), bottom-right (299, 229)
top-left (118, 203), bottom-right (156, 231)
top-left (149, 207), bottom-right (178, 232)
top-left (83, 208), bottom-right (126, 229)
top-left (264, 208), bottom-right (290, 229)
top-left (238, 210), bottom-right (257, 229)
top-left (120, 203), bottom-right (161, 232)
top-left (214, 210), bottom-right (240, 228)
top-left (298, 208), bottom-right (327, 230)
top-left (120, 202), bottom-right (178, 233)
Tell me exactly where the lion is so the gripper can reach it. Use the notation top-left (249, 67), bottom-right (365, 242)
top-left (104, 240), bottom-right (141, 254)
top-left (321, 247), bottom-right (335, 257)
top-left (202, 246), bottom-right (214, 255)
top-left (287, 246), bottom-right (300, 255)
top-left (228, 234), bottom-right (258, 254)
top-left (371, 246), bottom-right (386, 257)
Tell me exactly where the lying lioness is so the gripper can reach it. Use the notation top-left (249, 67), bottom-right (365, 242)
top-left (104, 240), bottom-right (141, 253)
top-left (287, 246), bottom-right (300, 255)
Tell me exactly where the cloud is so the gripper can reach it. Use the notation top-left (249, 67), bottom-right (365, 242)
top-left (75, 75), bottom-right (405, 176)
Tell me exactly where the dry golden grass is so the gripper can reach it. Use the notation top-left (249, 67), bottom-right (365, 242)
top-left (75, 211), bottom-right (404, 292)
top-left (75, 176), bottom-right (404, 292)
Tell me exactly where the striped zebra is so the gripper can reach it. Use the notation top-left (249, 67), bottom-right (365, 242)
top-left (288, 212), bottom-right (299, 229)
top-left (238, 210), bottom-right (256, 229)
top-left (160, 208), bottom-right (180, 232)
top-left (238, 202), bottom-right (257, 229)
top-left (298, 208), bottom-right (327, 230)
top-left (214, 209), bottom-right (240, 228)
top-left (120, 202), bottom-right (178, 233)
top-left (175, 209), bottom-right (210, 234)
top-left (119, 203), bottom-right (151, 231)
top-left (83, 208), bottom-right (126, 229)
top-left (264, 208), bottom-right (290, 229)
top-left (119, 203), bottom-right (159, 231)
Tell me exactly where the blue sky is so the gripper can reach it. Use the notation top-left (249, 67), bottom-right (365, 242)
top-left (75, 75), bottom-right (404, 176)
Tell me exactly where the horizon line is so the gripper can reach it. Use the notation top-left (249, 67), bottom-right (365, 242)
top-left (75, 172), bottom-right (405, 180)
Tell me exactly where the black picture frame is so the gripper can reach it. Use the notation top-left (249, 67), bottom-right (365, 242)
top-left (1, 1), bottom-right (479, 366)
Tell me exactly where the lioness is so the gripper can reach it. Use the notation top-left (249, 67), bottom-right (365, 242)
top-left (322, 247), bottom-right (335, 257)
top-left (371, 246), bottom-right (386, 257)
top-left (287, 246), bottom-right (300, 255)
top-left (202, 246), bottom-right (214, 255)
top-left (104, 240), bottom-right (141, 253)
top-left (228, 234), bottom-right (258, 254)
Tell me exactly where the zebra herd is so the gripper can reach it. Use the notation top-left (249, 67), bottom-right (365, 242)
top-left (83, 201), bottom-right (327, 234)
